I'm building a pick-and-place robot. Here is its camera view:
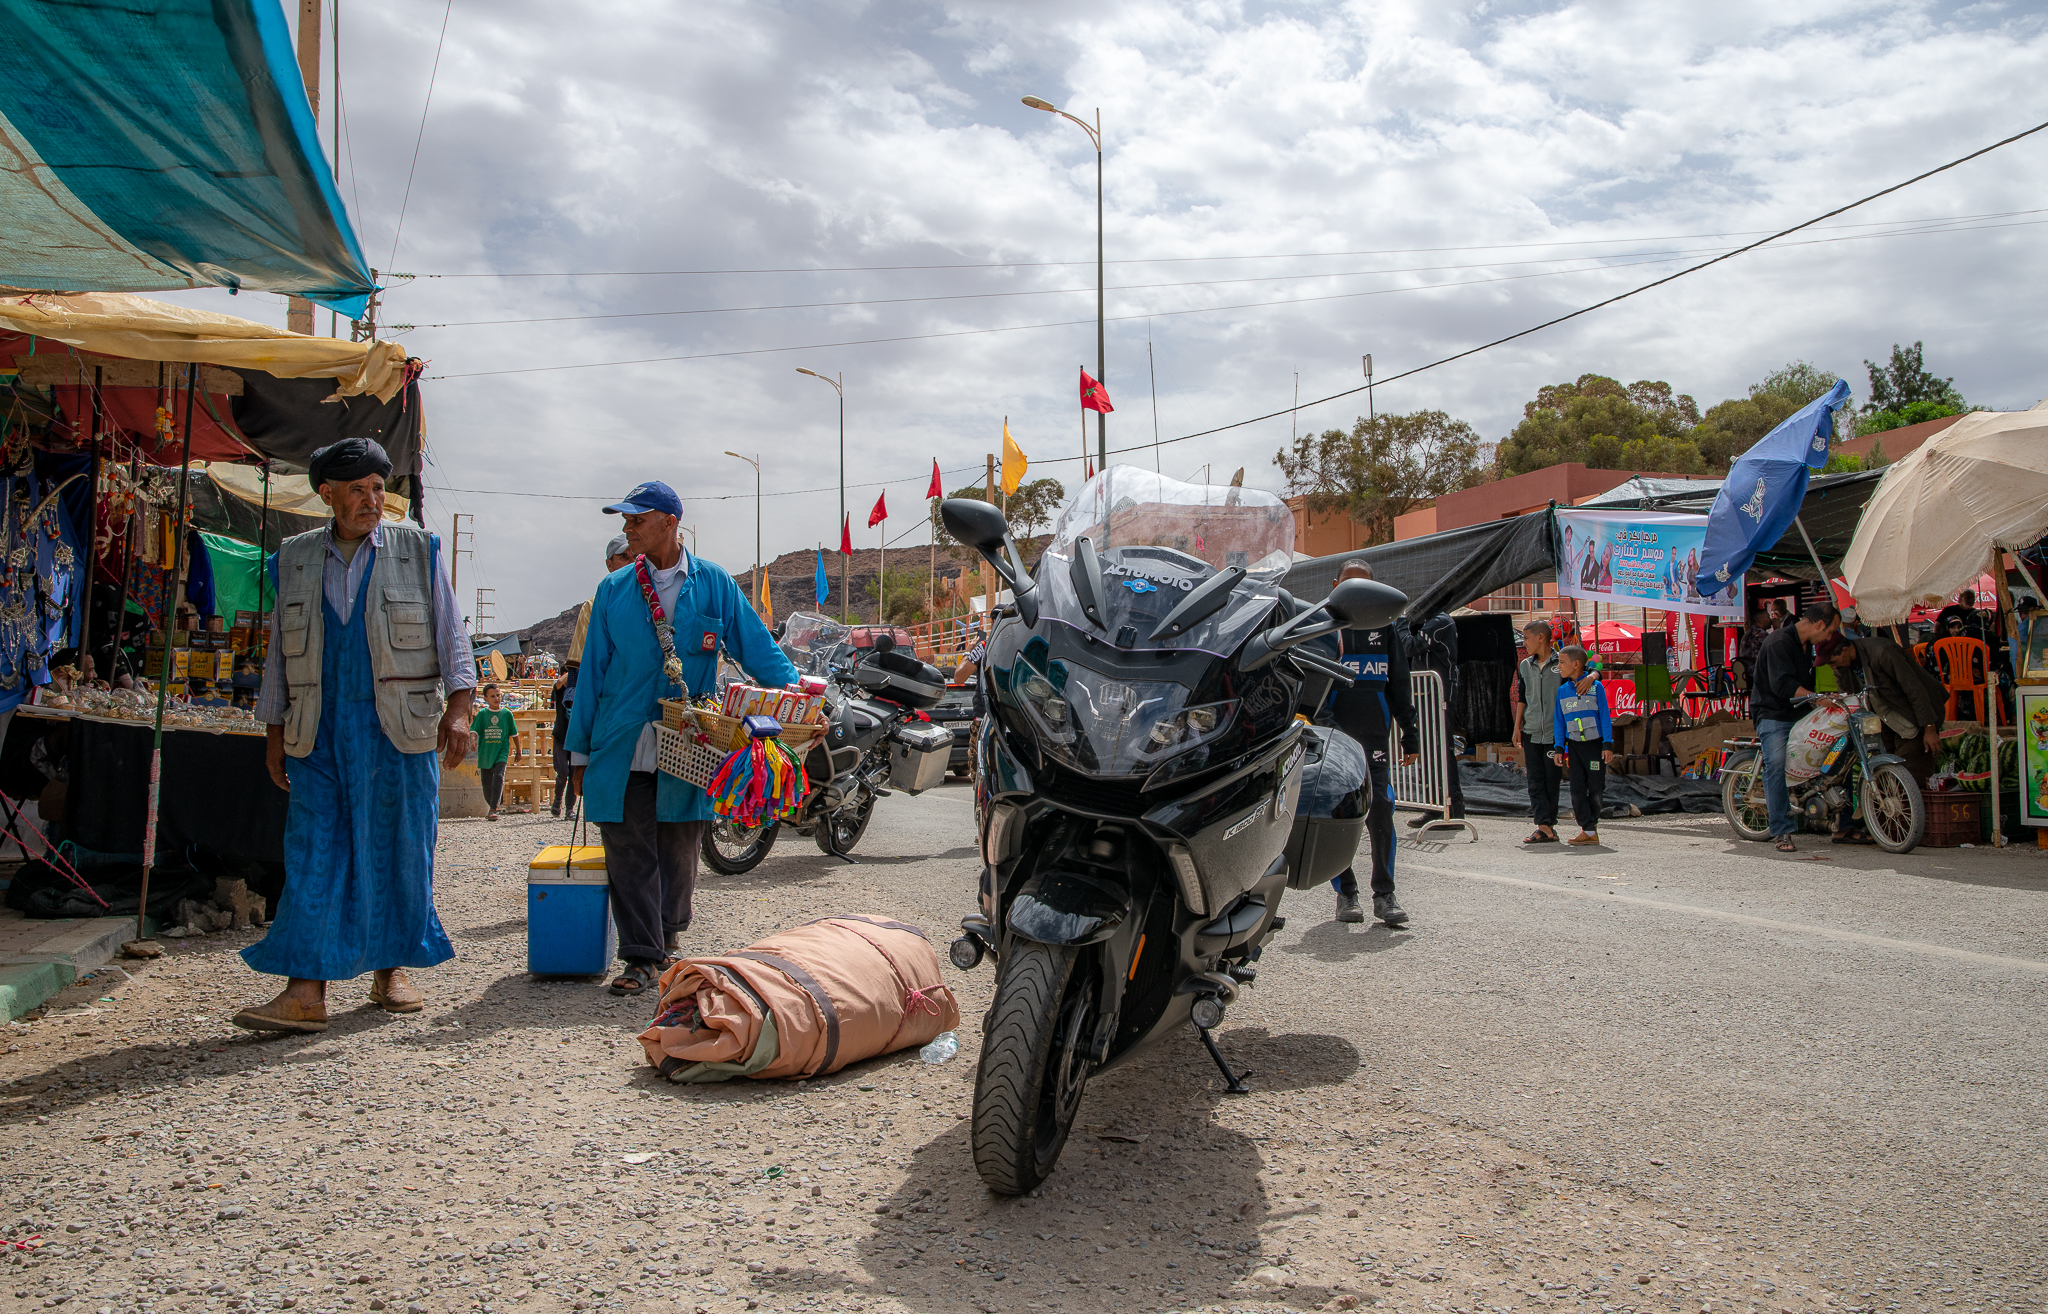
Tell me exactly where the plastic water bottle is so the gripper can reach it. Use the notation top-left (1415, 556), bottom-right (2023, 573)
top-left (919, 1032), bottom-right (959, 1064)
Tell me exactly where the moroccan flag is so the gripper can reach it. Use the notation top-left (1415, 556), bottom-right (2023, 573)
top-left (926, 459), bottom-right (943, 500)
top-left (1085, 461), bottom-right (1094, 480)
top-left (868, 490), bottom-right (888, 528)
top-left (814, 549), bottom-right (829, 606)
top-left (1080, 368), bottom-right (1114, 414)
top-left (839, 514), bottom-right (852, 555)
top-left (1001, 419), bottom-right (1027, 496)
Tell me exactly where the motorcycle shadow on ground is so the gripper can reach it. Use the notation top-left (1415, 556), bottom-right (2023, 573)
top-left (742, 1028), bottom-right (1366, 1313)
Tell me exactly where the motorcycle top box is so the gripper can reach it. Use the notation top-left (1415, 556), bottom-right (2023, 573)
top-left (940, 468), bottom-right (1407, 1196)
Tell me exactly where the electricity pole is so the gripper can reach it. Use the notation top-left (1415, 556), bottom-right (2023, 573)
top-left (287, 0), bottom-right (322, 336)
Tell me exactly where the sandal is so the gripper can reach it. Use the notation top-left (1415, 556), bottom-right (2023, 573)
top-left (1775, 836), bottom-right (1798, 853)
top-left (1523, 829), bottom-right (1559, 844)
top-left (609, 961), bottom-right (658, 997)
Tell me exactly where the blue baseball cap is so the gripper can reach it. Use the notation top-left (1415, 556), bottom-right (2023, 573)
top-left (602, 480), bottom-right (683, 519)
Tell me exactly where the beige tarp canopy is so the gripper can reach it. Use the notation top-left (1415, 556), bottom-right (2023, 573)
top-left (204, 461), bottom-right (408, 522)
top-left (0, 291), bottom-right (409, 402)
top-left (1840, 401), bottom-right (2048, 625)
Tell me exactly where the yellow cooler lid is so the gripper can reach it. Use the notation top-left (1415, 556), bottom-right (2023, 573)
top-left (530, 845), bottom-right (607, 873)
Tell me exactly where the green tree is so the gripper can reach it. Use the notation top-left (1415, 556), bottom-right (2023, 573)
top-left (1691, 360), bottom-right (1844, 472)
top-left (1863, 341), bottom-right (1964, 415)
top-left (1858, 397), bottom-right (1967, 437)
top-left (878, 564), bottom-right (931, 626)
top-left (927, 477), bottom-right (1066, 546)
top-left (1494, 374), bottom-right (1701, 476)
top-left (1274, 410), bottom-right (1484, 545)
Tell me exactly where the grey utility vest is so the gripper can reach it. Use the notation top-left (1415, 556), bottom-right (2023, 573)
top-left (276, 524), bottom-right (444, 758)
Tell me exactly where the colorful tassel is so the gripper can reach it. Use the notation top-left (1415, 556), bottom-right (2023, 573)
top-left (707, 732), bottom-right (809, 826)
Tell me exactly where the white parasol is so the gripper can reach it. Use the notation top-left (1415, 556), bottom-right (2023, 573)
top-left (1840, 401), bottom-right (2048, 626)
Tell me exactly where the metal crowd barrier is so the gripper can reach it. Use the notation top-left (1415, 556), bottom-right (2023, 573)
top-left (1389, 668), bottom-right (1477, 842)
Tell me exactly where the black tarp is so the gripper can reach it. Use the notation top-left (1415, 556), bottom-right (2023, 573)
top-left (1282, 509), bottom-right (1558, 617)
top-left (1616, 468), bottom-right (1884, 581)
top-left (1456, 759), bottom-right (1723, 818)
top-left (229, 370), bottom-right (423, 516)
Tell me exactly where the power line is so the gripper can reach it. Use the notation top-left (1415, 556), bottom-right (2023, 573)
top-left (421, 252), bottom-right (1703, 378)
top-left (1110, 116), bottom-right (2048, 456)
top-left (387, 0), bottom-right (455, 270)
top-left (397, 215), bottom-right (2039, 330)
top-left (419, 213), bottom-right (2042, 376)
top-left (406, 206), bottom-right (2045, 279)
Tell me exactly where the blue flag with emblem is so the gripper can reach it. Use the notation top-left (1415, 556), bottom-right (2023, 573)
top-left (1692, 379), bottom-right (1851, 597)
top-left (814, 549), bottom-right (829, 606)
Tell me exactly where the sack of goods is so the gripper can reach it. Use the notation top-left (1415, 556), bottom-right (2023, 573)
top-left (1784, 705), bottom-right (1850, 781)
top-left (638, 914), bottom-right (961, 1084)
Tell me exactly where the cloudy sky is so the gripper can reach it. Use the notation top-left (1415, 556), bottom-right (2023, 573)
top-left (176, 0), bottom-right (2048, 628)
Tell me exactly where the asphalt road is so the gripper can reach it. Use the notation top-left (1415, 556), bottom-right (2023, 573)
top-left (3, 783), bottom-right (2044, 1314)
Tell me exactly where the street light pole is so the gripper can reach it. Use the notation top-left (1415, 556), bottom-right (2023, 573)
top-left (796, 368), bottom-right (847, 622)
top-left (725, 451), bottom-right (762, 616)
top-left (1023, 95), bottom-right (1105, 475)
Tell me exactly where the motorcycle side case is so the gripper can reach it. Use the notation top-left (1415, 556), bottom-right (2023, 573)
top-left (1283, 814), bottom-right (1367, 890)
top-left (888, 722), bottom-right (954, 794)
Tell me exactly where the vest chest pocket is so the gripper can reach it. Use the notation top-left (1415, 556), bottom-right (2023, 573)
top-left (382, 587), bottom-right (432, 650)
top-left (280, 602), bottom-right (310, 658)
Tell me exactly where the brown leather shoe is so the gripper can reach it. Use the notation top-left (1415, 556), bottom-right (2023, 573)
top-left (370, 969), bottom-right (425, 1014)
top-left (232, 992), bottom-right (329, 1033)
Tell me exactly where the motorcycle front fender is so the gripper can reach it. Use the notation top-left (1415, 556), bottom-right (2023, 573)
top-left (1005, 868), bottom-right (1133, 947)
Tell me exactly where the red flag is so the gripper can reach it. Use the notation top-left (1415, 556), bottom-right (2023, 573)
top-left (867, 490), bottom-right (888, 529)
top-left (926, 460), bottom-right (943, 500)
top-left (1085, 461), bottom-right (1094, 480)
top-left (839, 514), bottom-right (852, 555)
top-left (1080, 369), bottom-right (1114, 414)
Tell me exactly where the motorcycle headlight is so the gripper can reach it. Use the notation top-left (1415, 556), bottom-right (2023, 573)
top-left (1856, 713), bottom-right (1883, 737)
top-left (1016, 672), bottom-right (1074, 739)
top-left (1144, 700), bottom-right (1237, 754)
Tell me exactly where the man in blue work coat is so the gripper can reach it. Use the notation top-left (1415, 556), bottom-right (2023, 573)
top-left (568, 480), bottom-right (797, 998)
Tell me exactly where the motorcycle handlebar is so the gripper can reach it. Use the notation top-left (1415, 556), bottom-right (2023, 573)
top-left (1289, 649), bottom-right (1357, 687)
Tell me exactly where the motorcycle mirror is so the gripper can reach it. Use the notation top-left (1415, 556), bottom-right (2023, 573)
top-left (874, 632), bottom-right (896, 653)
top-left (941, 498), bottom-right (1011, 553)
top-left (940, 497), bottom-right (1039, 628)
top-left (1322, 578), bottom-right (1407, 631)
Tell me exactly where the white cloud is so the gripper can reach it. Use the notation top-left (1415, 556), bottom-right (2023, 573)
top-left (160, 0), bottom-right (2048, 627)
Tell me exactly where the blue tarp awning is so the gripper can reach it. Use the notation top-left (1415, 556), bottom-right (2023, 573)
top-left (0, 0), bottom-right (376, 315)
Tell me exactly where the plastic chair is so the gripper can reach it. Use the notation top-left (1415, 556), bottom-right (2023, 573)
top-left (1928, 636), bottom-right (1990, 721)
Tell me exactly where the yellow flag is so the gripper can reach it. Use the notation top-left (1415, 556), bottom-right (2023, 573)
top-left (1001, 418), bottom-right (1027, 496)
top-left (758, 568), bottom-right (773, 623)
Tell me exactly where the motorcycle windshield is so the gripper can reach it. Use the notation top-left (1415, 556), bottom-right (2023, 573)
top-left (1036, 468), bottom-right (1294, 656)
top-left (1008, 634), bottom-right (1238, 778)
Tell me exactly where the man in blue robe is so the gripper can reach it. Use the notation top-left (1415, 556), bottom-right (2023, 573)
top-left (568, 480), bottom-right (797, 998)
top-left (234, 439), bottom-right (476, 1033)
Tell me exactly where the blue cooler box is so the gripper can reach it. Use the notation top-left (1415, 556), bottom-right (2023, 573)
top-left (527, 845), bottom-right (616, 976)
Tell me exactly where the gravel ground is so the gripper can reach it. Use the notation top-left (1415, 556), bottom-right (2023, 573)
top-left (2, 786), bottom-right (2043, 1314)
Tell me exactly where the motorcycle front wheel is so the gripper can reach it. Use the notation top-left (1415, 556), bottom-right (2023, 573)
top-left (1861, 761), bottom-right (1924, 854)
top-left (814, 794), bottom-right (875, 856)
top-left (973, 941), bottom-right (1096, 1196)
top-left (702, 818), bottom-right (779, 875)
top-left (1720, 751), bottom-right (1773, 842)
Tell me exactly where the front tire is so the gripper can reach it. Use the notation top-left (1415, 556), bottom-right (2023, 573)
top-left (702, 819), bottom-right (778, 874)
top-left (972, 941), bottom-right (1096, 1195)
top-left (1862, 761), bottom-right (1924, 853)
top-left (814, 794), bottom-right (875, 856)
top-left (1721, 751), bottom-right (1772, 842)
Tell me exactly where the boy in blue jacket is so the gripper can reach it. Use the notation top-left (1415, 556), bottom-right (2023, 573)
top-left (1551, 644), bottom-right (1614, 846)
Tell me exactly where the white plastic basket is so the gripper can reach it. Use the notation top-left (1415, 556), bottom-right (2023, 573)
top-left (655, 722), bottom-right (729, 789)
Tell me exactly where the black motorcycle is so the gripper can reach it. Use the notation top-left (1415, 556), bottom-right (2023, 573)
top-left (701, 634), bottom-right (955, 873)
top-left (941, 469), bottom-right (1406, 1195)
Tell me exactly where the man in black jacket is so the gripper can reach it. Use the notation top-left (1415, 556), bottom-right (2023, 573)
top-left (1751, 603), bottom-right (1839, 851)
top-left (1832, 633), bottom-right (1947, 785)
top-left (1324, 561), bottom-right (1418, 927)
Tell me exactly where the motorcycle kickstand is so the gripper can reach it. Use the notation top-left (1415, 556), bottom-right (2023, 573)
top-left (1198, 1027), bottom-right (1253, 1095)
top-left (823, 823), bottom-right (859, 865)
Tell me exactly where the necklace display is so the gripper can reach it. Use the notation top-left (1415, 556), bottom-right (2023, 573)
top-left (632, 554), bottom-right (688, 692)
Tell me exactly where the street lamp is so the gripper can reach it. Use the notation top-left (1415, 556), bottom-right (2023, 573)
top-left (1023, 95), bottom-right (1105, 475)
top-left (725, 451), bottom-right (762, 618)
top-left (796, 367), bottom-right (847, 621)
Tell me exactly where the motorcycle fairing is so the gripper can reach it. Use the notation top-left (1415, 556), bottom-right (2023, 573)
top-left (1007, 869), bottom-right (1133, 947)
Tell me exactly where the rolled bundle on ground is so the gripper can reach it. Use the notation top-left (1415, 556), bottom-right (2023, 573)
top-left (638, 914), bottom-right (961, 1083)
